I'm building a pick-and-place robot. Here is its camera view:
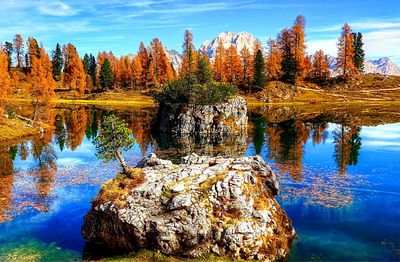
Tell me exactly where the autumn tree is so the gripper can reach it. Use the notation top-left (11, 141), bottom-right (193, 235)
top-left (26, 37), bottom-right (40, 70)
top-left (292, 15), bottom-right (307, 81)
top-left (13, 34), bottom-right (24, 68)
top-left (253, 49), bottom-right (266, 91)
top-left (352, 32), bottom-right (365, 73)
top-left (29, 46), bottom-right (56, 123)
top-left (149, 38), bottom-right (174, 85)
top-left (180, 30), bottom-right (197, 77)
top-left (266, 39), bottom-right (283, 81)
top-left (94, 114), bottom-right (135, 175)
top-left (137, 42), bottom-right (149, 88)
top-left (63, 43), bottom-right (86, 96)
top-left (100, 58), bottom-right (113, 90)
top-left (240, 44), bottom-right (252, 88)
top-left (336, 23), bottom-right (357, 76)
top-left (213, 39), bottom-right (226, 82)
top-left (51, 43), bottom-right (63, 81)
top-left (312, 50), bottom-right (330, 79)
top-left (131, 56), bottom-right (143, 87)
top-left (0, 50), bottom-right (11, 115)
top-left (224, 45), bottom-right (243, 85)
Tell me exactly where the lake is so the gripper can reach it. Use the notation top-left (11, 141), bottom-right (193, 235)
top-left (0, 103), bottom-right (399, 261)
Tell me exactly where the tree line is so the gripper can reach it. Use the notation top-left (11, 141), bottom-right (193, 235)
top-left (0, 15), bottom-right (365, 111)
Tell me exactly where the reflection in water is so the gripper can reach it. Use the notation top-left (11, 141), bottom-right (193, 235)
top-left (333, 125), bottom-right (362, 175)
top-left (0, 104), bottom-right (399, 261)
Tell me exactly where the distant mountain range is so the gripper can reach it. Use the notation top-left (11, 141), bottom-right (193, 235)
top-left (165, 31), bottom-right (400, 77)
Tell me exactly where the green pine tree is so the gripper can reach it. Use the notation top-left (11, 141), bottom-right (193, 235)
top-left (4, 41), bottom-right (13, 72)
top-left (89, 54), bottom-right (97, 87)
top-left (83, 53), bottom-right (90, 74)
top-left (352, 32), bottom-right (365, 73)
top-left (94, 114), bottom-right (135, 175)
top-left (195, 55), bottom-right (212, 85)
top-left (52, 43), bottom-right (64, 81)
top-left (253, 50), bottom-right (266, 91)
top-left (100, 58), bottom-right (113, 90)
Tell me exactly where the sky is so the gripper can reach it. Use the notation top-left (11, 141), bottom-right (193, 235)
top-left (1, 0), bottom-right (399, 64)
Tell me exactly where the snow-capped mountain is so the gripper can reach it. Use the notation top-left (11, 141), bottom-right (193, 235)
top-left (364, 58), bottom-right (400, 76)
top-left (164, 48), bottom-right (182, 72)
top-left (327, 56), bottom-right (400, 76)
top-left (200, 32), bottom-right (264, 62)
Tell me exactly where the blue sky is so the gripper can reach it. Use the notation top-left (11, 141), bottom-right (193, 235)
top-left (1, 0), bottom-right (399, 64)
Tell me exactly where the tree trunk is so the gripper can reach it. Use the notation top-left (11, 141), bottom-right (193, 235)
top-left (115, 148), bottom-right (128, 174)
top-left (33, 98), bottom-right (39, 126)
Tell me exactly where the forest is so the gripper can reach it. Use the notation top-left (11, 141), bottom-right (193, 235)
top-left (0, 15), bottom-right (365, 114)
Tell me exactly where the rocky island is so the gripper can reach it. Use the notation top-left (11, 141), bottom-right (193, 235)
top-left (82, 154), bottom-right (296, 261)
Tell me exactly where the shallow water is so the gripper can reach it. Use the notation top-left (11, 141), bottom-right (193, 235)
top-left (0, 104), bottom-right (399, 261)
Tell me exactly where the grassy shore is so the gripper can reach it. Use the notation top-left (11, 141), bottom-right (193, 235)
top-left (0, 117), bottom-right (50, 144)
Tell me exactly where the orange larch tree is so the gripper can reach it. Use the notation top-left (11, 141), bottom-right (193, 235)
top-left (291, 15), bottom-right (307, 81)
top-left (131, 55), bottom-right (143, 88)
top-left (149, 38), bottom-right (174, 85)
top-left (13, 34), bottom-right (24, 68)
top-left (0, 50), bottom-right (11, 115)
top-left (63, 43), bottom-right (86, 96)
top-left (179, 30), bottom-right (197, 77)
top-left (240, 44), bottom-right (252, 87)
top-left (224, 45), bottom-right (242, 85)
top-left (266, 39), bottom-right (283, 81)
top-left (213, 39), bottom-right (226, 82)
top-left (336, 23), bottom-right (357, 76)
top-left (312, 50), bottom-right (331, 79)
top-left (26, 37), bottom-right (40, 71)
top-left (137, 42), bottom-right (149, 88)
top-left (29, 46), bottom-right (56, 100)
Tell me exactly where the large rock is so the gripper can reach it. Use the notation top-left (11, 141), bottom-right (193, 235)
top-left (152, 96), bottom-right (248, 136)
top-left (82, 154), bottom-right (296, 260)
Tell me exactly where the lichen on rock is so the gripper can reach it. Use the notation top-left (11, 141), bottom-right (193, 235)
top-left (82, 153), bottom-right (296, 261)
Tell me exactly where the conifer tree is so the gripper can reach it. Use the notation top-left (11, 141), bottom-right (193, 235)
top-left (51, 43), bottom-right (63, 81)
top-left (312, 50), bottom-right (330, 79)
top-left (224, 45), bottom-right (242, 85)
top-left (336, 23), bottom-right (357, 76)
top-left (292, 15), bottom-right (307, 81)
top-left (63, 43), bottom-right (86, 96)
top-left (240, 44), bottom-right (252, 87)
top-left (100, 58), bottom-right (113, 90)
top-left (29, 46), bottom-right (56, 100)
top-left (26, 37), bottom-right (40, 70)
top-left (0, 50), bottom-right (11, 114)
top-left (213, 39), bottom-right (225, 82)
top-left (266, 39), bottom-right (283, 81)
top-left (13, 34), bottom-right (24, 68)
top-left (94, 114), bottom-right (135, 175)
top-left (83, 53), bottom-right (90, 74)
top-left (253, 49), bottom-right (266, 91)
top-left (132, 56), bottom-right (143, 88)
top-left (4, 42), bottom-right (13, 72)
top-left (137, 42), bottom-right (149, 87)
top-left (180, 30), bottom-right (197, 77)
top-left (196, 54), bottom-right (213, 85)
top-left (278, 28), bottom-right (297, 84)
top-left (89, 54), bottom-right (97, 86)
top-left (352, 32), bottom-right (365, 73)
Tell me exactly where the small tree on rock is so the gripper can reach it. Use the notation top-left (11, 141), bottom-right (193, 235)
top-left (94, 115), bottom-right (135, 175)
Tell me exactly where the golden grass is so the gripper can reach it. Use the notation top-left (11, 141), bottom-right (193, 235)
top-left (0, 117), bottom-right (50, 144)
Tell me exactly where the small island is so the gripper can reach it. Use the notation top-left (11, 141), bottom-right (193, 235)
top-left (82, 153), bottom-right (296, 261)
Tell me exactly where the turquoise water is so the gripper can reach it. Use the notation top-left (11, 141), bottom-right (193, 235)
top-left (0, 106), bottom-right (399, 261)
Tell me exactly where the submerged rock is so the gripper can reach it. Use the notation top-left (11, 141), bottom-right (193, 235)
top-left (82, 154), bottom-right (295, 261)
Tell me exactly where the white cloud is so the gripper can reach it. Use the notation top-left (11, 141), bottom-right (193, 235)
top-left (37, 1), bottom-right (78, 16)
